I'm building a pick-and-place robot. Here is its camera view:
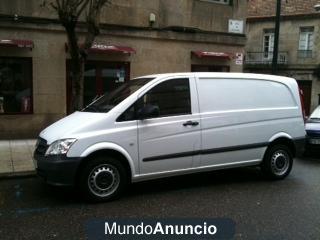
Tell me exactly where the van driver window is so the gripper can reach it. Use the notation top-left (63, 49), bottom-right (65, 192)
top-left (142, 78), bottom-right (191, 118)
top-left (117, 78), bottom-right (191, 122)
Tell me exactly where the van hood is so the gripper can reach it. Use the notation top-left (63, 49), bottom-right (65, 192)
top-left (39, 111), bottom-right (108, 144)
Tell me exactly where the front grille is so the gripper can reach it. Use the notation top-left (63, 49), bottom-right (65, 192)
top-left (35, 137), bottom-right (48, 155)
top-left (306, 130), bottom-right (320, 138)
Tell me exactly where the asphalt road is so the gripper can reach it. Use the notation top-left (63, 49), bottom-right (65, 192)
top-left (0, 157), bottom-right (320, 240)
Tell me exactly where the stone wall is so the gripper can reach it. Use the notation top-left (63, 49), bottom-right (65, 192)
top-left (0, 0), bottom-right (247, 32)
top-left (0, 26), bottom-right (245, 139)
top-left (0, 0), bottom-right (247, 138)
top-left (248, 0), bottom-right (320, 17)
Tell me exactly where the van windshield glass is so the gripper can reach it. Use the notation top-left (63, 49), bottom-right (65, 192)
top-left (82, 78), bottom-right (154, 113)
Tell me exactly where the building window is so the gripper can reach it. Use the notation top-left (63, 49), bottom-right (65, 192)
top-left (263, 29), bottom-right (275, 59)
top-left (298, 27), bottom-right (314, 58)
top-left (0, 57), bottom-right (32, 114)
top-left (199, 0), bottom-right (230, 4)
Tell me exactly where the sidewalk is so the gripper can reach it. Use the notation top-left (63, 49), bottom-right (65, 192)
top-left (0, 139), bottom-right (36, 177)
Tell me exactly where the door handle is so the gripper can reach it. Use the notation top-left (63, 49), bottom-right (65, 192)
top-left (183, 121), bottom-right (199, 127)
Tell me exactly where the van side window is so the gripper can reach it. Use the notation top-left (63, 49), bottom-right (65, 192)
top-left (117, 78), bottom-right (191, 122)
top-left (197, 78), bottom-right (296, 112)
top-left (142, 78), bottom-right (191, 118)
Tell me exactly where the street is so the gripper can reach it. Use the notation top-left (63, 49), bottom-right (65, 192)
top-left (0, 157), bottom-right (320, 240)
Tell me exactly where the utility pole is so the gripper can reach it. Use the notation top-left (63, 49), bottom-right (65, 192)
top-left (272, 0), bottom-right (282, 75)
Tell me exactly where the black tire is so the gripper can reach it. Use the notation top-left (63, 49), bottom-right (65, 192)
top-left (261, 144), bottom-right (293, 180)
top-left (78, 156), bottom-right (127, 202)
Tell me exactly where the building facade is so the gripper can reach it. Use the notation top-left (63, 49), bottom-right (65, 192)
top-left (245, 0), bottom-right (320, 116)
top-left (0, 0), bottom-right (247, 139)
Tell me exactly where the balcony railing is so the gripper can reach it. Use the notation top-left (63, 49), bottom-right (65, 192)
top-left (245, 52), bottom-right (288, 65)
top-left (297, 50), bottom-right (313, 59)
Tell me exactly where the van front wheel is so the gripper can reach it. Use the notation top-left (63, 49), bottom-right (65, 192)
top-left (79, 156), bottom-right (127, 202)
top-left (261, 145), bottom-right (293, 180)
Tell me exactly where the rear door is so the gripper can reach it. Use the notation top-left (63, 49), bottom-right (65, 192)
top-left (196, 77), bottom-right (282, 168)
top-left (138, 76), bottom-right (201, 175)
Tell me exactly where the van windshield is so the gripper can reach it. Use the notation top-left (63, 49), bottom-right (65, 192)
top-left (82, 78), bottom-right (154, 113)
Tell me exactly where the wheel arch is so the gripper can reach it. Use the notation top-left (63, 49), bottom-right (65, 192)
top-left (76, 143), bottom-right (136, 184)
top-left (267, 133), bottom-right (296, 157)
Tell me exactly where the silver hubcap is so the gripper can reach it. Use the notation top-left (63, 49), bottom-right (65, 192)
top-left (270, 150), bottom-right (290, 176)
top-left (88, 164), bottom-right (120, 197)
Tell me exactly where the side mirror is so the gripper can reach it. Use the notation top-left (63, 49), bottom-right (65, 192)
top-left (137, 104), bottom-right (160, 120)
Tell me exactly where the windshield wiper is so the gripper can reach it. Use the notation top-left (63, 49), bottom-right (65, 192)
top-left (98, 105), bottom-right (114, 113)
top-left (83, 105), bottom-right (100, 112)
top-left (84, 104), bottom-right (114, 113)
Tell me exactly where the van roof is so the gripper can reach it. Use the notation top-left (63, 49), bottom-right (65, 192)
top-left (137, 72), bottom-right (295, 83)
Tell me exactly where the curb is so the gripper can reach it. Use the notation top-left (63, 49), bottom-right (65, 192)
top-left (0, 170), bottom-right (36, 180)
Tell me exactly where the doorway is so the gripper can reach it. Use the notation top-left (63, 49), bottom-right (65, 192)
top-left (297, 80), bottom-right (312, 116)
top-left (66, 61), bottom-right (130, 113)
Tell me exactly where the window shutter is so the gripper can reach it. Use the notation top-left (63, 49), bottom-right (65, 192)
top-left (269, 34), bottom-right (274, 52)
top-left (299, 32), bottom-right (307, 50)
top-left (308, 33), bottom-right (314, 50)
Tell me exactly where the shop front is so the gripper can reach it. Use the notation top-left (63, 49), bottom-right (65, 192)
top-left (0, 57), bottom-right (33, 114)
top-left (0, 31), bottom-right (245, 139)
top-left (66, 44), bottom-right (134, 113)
top-left (0, 39), bottom-right (34, 115)
top-left (66, 61), bottom-right (131, 113)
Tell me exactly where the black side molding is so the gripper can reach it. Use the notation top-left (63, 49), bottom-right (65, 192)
top-left (143, 142), bottom-right (269, 162)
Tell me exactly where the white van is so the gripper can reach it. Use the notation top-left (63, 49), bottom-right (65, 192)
top-left (34, 73), bottom-right (306, 201)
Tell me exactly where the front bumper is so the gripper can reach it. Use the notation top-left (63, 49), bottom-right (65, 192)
top-left (34, 153), bottom-right (82, 187)
top-left (304, 129), bottom-right (320, 155)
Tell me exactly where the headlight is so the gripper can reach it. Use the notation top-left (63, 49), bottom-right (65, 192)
top-left (45, 139), bottom-right (77, 156)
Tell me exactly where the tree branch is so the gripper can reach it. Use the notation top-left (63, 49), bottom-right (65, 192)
top-left (81, 0), bottom-right (109, 57)
top-left (76, 0), bottom-right (89, 19)
top-left (46, 0), bottom-right (111, 110)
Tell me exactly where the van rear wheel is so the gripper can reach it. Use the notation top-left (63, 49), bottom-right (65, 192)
top-left (79, 156), bottom-right (127, 202)
top-left (261, 144), bottom-right (293, 180)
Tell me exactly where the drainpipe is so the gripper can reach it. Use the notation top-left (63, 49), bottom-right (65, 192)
top-left (272, 0), bottom-right (282, 75)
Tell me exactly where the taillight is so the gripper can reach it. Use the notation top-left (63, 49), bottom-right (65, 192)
top-left (299, 88), bottom-right (306, 122)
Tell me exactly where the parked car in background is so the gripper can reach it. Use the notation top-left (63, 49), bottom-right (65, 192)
top-left (305, 106), bottom-right (320, 155)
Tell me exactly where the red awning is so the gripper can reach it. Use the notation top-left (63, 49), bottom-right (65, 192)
top-left (192, 51), bottom-right (231, 60)
top-left (89, 44), bottom-right (136, 54)
top-left (65, 43), bottom-right (136, 54)
top-left (0, 39), bottom-right (34, 49)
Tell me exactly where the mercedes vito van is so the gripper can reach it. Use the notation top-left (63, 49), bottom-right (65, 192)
top-left (34, 73), bottom-right (306, 201)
